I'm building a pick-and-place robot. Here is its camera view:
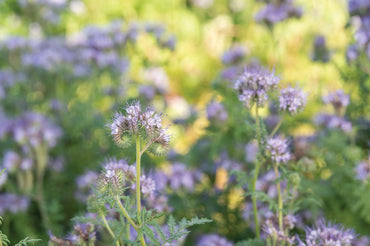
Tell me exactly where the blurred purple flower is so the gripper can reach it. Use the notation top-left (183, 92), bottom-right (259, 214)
top-left (221, 45), bottom-right (247, 65)
top-left (279, 85), bottom-right (306, 115)
top-left (206, 101), bottom-right (228, 124)
top-left (355, 156), bottom-right (370, 182)
top-left (197, 234), bottom-right (232, 246)
top-left (266, 136), bottom-right (291, 164)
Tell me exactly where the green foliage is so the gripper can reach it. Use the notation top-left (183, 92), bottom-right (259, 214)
top-left (235, 238), bottom-right (265, 246)
top-left (14, 238), bottom-right (42, 246)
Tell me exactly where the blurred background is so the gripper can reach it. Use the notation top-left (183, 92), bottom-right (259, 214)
top-left (0, 0), bottom-right (369, 244)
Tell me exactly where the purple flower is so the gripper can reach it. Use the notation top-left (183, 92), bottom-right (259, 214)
top-left (221, 45), bottom-right (247, 65)
top-left (245, 141), bottom-right (258, 163)
top-left (140, 175), bottom-right (156, 197)
top-left (298, 220), bottom-right (356, 246)
top-left (197, 234), bottom-right (233, 246)
top-left (266, 136), bottom-right (291, 164)
top-left (279, 85), bottom-right (306, 115)
top-left (109, 102), bottom-right (170, 151)
top-left (206, 101), bottom-right (228, 124)
top-left (167, 162), bottom-right (202, 191)
top-left (314, 113), bottom-right (352, 133)
top-left (355, 156), bottom-right (370, 182)
top-left (255, 2), bottom-right (303, 25)
top-left (234, 66), bottom-right (280, 108)
top-left (0, 193), bottom-right (30, 214)
top-left (3, 150), bottom-right (21, 172)
top-left (346, 44), bottom-right (359, 62)
top-left (323, 90), bottom-right (350, 111)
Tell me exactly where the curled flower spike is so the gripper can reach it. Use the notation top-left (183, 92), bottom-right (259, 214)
top-left (298, 219), bottom-right (356, 246)
top-left (279, 85), bottom-right (307, 115)
top-left (234, 66), bottom-right (280, 108)
top-left (266, 136), bottom-right (291, 165)
top-left (108, 101), bottom-right (170, 154)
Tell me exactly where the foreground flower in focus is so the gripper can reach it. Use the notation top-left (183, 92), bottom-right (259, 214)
top-left (234, 66), bottom-right (280, 108)
top-left (298, 220), bottom-right (355, 246)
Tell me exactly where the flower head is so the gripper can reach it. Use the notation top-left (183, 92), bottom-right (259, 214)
top-left (234, 66), bottom-right (280, 108)
top-left (279, 85), bottom-right (306, 115)
top-left (323, 90), bottom-right (350, 111)
top-left (266, 136), bottom-right (291, 164)
top-left (299, 220), bottom-right (356, 246)
top-left (355, 156), bottom-right (370, 182)
top-left (109, 101), bottom-right (170, 153)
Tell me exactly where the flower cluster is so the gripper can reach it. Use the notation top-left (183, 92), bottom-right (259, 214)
top-left (347, 0), bottom-right (370, 60)
top-left (355, 155), bottom-right (370, 182)
top-left (255, 0), bottom-right (303, 26)
top-left (314, 113), bottom-right (352, 133)
top-left (49, 222), bottom-right (96, 245)
top-left (298, 220), bottom-right (355, 246)
top-left (0, 193), bottom-right (30, 214)
top-left (279, 85), bottom-right (306, 115)
top-left (109, 101), bottom-right (170, 152)
top-left (233, 66), bottom-right (280, 108)
top-left (263, 219), bottom-right (296, 244)
top-left (197, 234), bottom-right (233, 246)
top-left (322, 90), bottom-right (350, 111)
top-left (206, 101), bottom-right (228, 124)
top-left (4, 112), bottom-right (62, 149)
top-left (266, 136), bottom-right (291, 164)
top-left (221, 45), bottom-right (247, 65)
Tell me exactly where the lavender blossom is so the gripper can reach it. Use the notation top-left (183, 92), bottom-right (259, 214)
top-left (255, 2), bottom-right (303, 26)
top-left (0, 193), bottom-right (30, 214)
top-left (168, 162), bottom-right (202, 191)
top-left (206, 101), bottom-right (228, 124)
top-left (109, 102), bottom-right (170, 152)
top-left (355, 156), bottom-right (370, 182)
top-left (298, 220), bottom-right (355, 246)
top-left (266, 136), bottom-right (291, 164)
top-left (245, 141), bottom-right (258, 163)
top-left (3, 150), bottom-right (22, 172)
top-left (221, 45), bottom-right (247, 65)
top-left (279, 85), bottom-right (306, 115)
top-left (323, 90), bottom-right (350, 111)
top-left (314, 113), bottom-right (352, 133)
top-left (197, 234), bottom-right (233, 246)
top-left (256, 170), bottom-right (287, 198)
top-left (76, 171), bottom-right (99, 202)
top-left (234, 66), bottom-right (280, 108)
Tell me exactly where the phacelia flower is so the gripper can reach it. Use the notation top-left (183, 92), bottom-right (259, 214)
top-left (206, 101), bottom-right (228, 124)
top-left (266, 136), bottom-right (291, 164)
top-left (255, 2), bottom-right (302, 26)
top-left (0, 193), bottom-right (30, 214)
top-left (323, 90), bottom-right (350, 111)
top-left (355, 156), bottom-right (370, 182)
top-left (221, 45), bottom-right (247, 65)
top-left (314, 114), bottom-right (352, 133)
top-left (279, 85), bottom-right (306, 115)
top-left (109, 102), bottom-right (170, 153)
top-left (197, 234), bottom-right (233, 246)
top-left (234, 66), bottom-right (280, 108)
top-left (298, 220), bottom-right (355, 246)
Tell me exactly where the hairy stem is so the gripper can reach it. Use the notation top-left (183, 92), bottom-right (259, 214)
top-left (135, 136), bottom-right (146, 246)
top-left (273, 165), bottom-right (283, 231)
top-left (100, 213), bottom-right (120, 246)
top-left (115, 196), bottom-right (139, 230)
top-left (252, 106), bottom-right (261, 238)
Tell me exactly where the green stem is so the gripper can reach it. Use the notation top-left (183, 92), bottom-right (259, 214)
top-left (269, 118), bottom-right (282, 138)
top-left (252, 106), bottom-right (261, 239)
top-left (273, 165), bottom-right (283, 232)
top-left (115, 196), bottom-right (139, 230)
top-left (136, 136), bottom-right (142, 217)
top-left (100, 213), bottom-right (120, 246)
top-left (35, 145), bottom-right (52, 231)
top-left (135, 136), bottom-right (147, 246)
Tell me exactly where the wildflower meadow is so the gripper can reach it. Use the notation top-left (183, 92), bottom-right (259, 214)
top-left (0, 0), bottom-right (369, 245)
